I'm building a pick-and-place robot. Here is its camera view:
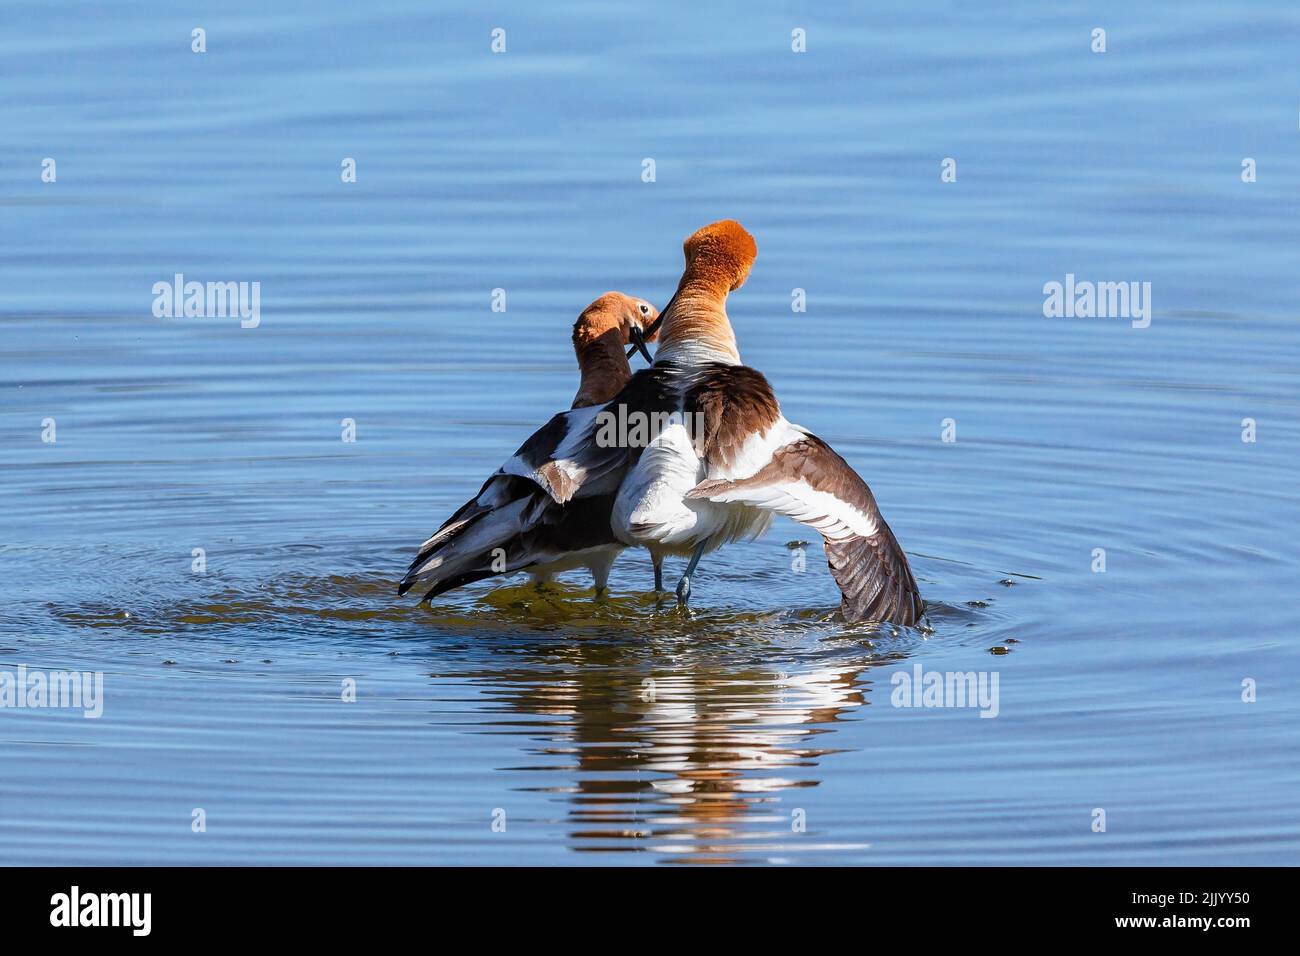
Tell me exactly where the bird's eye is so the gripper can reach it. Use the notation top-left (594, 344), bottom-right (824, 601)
top-left (638, 302), bottom-right (650, 315)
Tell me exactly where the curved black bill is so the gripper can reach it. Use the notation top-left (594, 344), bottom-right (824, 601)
top-left (628, 325), bottom-right (654, 364)
top-left (626, 290), bottom-right (674, 360)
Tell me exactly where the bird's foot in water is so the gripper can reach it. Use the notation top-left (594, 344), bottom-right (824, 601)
top-left (675, 575), bottom-right (691, 606)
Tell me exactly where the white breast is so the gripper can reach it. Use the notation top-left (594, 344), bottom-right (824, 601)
top-left (613, 420), bottom-right (706, 547)
top-left (613, 417), bottom-right (776, 553)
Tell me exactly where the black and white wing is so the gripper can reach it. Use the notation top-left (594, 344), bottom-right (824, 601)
top-left (687, 430), bottom-right (924, 626)
top-left (397, 403), bottom-right (620, 600)
top-left (397, 472), bottom-right (619, 601)
top-left (501, 367), bottom-right (679, 504)
top-left (399, 367), bottom-right (680, 601)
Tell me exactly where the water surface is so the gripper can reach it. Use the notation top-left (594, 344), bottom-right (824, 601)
top-left (2, 0), bottom-right (1298, 865)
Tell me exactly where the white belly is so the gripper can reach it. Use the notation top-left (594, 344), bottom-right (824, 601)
top-left (613, 421), bottom-right (773, 555)
top-left (526, 544), bottom-right (622, 588)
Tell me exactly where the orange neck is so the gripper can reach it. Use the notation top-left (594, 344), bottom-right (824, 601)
top-left (571, 326), bottom-right (632, 408)
top-left (654, 270), bottom-right (741, 366)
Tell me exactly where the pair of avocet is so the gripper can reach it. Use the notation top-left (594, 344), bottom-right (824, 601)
top-left (398, 220), bottom-right (924, 626)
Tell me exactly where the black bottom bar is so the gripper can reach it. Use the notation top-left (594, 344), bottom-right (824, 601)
top-left (0, 866), bottom-right (1281, 941)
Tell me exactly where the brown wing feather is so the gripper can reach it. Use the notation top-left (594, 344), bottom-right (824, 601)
top-left (683, 364), bottom-right (781, 469)
top-left (687, 434), bottom-right (924, 626)
top-left (823, 522), bottom-right (924, 626)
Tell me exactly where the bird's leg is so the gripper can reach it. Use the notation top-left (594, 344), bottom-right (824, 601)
top-left (653, 554), bottom-right (664, 592)
top-left (675, 543), bottom-right (706, 606)
top-left (590, 553), bottom-right (615, 602)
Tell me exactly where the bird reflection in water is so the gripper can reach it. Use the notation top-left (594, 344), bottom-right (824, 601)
top-left (468, 615), bottom-right (908, 864)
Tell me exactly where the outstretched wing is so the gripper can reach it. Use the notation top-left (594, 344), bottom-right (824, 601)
top-left (686, 431), bottom-right (924, 625)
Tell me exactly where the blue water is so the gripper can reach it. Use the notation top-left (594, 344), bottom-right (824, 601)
top-left (2, 1), bottom-right (1298, 865)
